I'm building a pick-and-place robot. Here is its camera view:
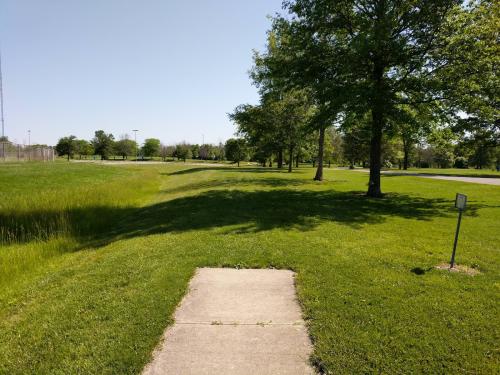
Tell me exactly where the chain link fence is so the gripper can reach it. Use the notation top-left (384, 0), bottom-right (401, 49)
top-left (0, 142), bottom-right (55, 162)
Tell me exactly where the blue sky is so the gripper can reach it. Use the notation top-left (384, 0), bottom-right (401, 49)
top-left (0, 0), bottom-right (284, 146)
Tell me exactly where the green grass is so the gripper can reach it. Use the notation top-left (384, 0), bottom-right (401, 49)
top-left (0, 162), bottom-right (159, 286)
top-left (0, 163), bottom-right (499, 374)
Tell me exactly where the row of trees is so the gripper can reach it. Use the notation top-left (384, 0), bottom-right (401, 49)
top-left (55, 131), bottom-right (233, 162)
top-left (221, 125), bottom-right (500, 171)
top-left (228, 0), bottom-right (498, 197)
top-left (56, 131), bottom-right (139, 160)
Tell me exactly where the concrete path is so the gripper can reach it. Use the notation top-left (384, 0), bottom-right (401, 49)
top-left (343, 168), bottom-right (500, 186)
top-left (414, 174), bottom-right (500, 185)
top-left (142, 268), bottom-right (315, 375)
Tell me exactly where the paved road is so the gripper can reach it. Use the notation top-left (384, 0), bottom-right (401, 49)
top-left (143, 268), bottom-right (314, 375)
top-left (344, 169), bottom-right (500, 186)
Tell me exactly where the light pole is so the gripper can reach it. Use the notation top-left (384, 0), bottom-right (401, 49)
top-left (132, 129), bottom-right (138, 161)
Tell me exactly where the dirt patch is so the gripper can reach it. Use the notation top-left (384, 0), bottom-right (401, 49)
top-left (435, 263), bottom-right (481, 276)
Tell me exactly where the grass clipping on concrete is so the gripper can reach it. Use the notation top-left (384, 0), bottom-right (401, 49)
top-left (0, 162), bottom-right (499, 374)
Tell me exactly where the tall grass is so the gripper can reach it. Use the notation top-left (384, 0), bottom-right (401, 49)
top-left (0, 163), bottom-right (160, 286)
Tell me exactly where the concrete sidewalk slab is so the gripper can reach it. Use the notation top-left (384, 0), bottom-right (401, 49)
top-left (342, 168), bottom-right (500, 185)
top-left (142, 268), bottom-right (315, 375)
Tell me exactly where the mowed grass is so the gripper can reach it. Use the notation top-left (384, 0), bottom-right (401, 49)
top-left (0, 163), bottom-right (498, 374)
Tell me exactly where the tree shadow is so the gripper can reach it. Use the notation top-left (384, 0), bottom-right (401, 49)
top-left (162, 177), bottom-right (310, 194)
top-left (166, 167), bottom-right (291, 176)
top-left (89, 190), bottom-right (457, 247)
top-left (3, 188), bottom-right (489, 249)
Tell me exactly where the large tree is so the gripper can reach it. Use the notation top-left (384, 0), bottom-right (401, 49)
top-left (114, 137), bottom-right (137, 160)
top-left (253, 23), bottom-right (345, 180)
top-left (437, 1), bottom-right (499, 169)
top-left (55, 136), bottom-right (77, 161)
top-left (174, 143), bottom-right (192, 161)
top-left (230, 101), bottom-right (285, 169)
top-left (281, 0), bottom-right (462, 196)
top-left (224, 138), bottom-right (248, 167)
top-left (75, 139), bottom-right (94, 160)
top-left (91, 130), bottom-right (115, 160)
top-left (142, 138), bottom-right (161, 159)
top-left (230, 88), bottom-right (314, 171)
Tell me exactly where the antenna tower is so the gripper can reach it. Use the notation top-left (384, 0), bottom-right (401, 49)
top-left (0, 50), bottom-right (4, 138)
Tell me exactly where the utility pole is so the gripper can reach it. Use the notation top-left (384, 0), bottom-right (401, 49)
top-left (0, 49), bottom-right (5, 161)
top-left (0, 49), bottom-right (4, 139)
top-left (28, 129), bottom-right (31, 161)
top-left (133, 129), bottom-right (139, 161)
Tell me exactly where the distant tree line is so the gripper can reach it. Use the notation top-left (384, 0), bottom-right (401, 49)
top-left (54, 124), bottom-right (499, 171)
top-left (55, 131), bottom-right (229, 162)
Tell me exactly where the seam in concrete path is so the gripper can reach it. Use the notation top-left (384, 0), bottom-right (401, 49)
top-left (142, 268), bottom-right (315, 375)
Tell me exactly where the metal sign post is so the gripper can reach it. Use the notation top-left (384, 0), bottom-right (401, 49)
top-left (450, 193), bottom-right (467, 269)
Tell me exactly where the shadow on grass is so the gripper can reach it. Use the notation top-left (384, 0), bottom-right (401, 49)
top-left (1, 188), bottom-right (463, 249)
top-left (81, 191), bottom-right (453, 249)
top-left (162, 177), bottom-right (310, 194)
top-left (166, 166), bottom-right (292, 176)
top-left (410, 267), bottom-right (433, 275)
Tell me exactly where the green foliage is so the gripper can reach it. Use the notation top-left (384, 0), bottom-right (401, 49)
top-left (74, 139), bottom-right (94, 159)
top-left (91, 130), bottom-right (115, 160)
top-left (427, 128), bottom-right (457, 168)
top-left (174, 143), bottom-right (192, 161)
top-left (252, 0), bottom-right (500, 195)
top-left (230, 103), bottom-right (278, 165)
top-left (342, 114), bottom-right (371, 167)
top-left (114, 138), bottom-right (137, 159)
top-left (142, 138), bottom-right (161, 158)
top-left (436, 1), bottom-right (499, 123)
top-left (55, 135), bottom-right (77, 160)
top-left (224, 138), bottom-right (248, 166)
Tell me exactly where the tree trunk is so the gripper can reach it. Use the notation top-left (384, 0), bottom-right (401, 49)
top-left (367, 110), bottom-right (383, 197)
top-left (288, 146), bottom-right (293, 173)
top-left (367, 52), bottom-right (385, 197)
top-left (314, 126), bottom-right (326, 181)
top-left (403, 150), bottom-right (409, 170)
top-left (277, 149), bottom-right (283, 169)
top-left (402, 138), bottom-right (410, 170)
top-left (269, 159), bottom-right (272, 167)
top-left (237, 160), bottom-right (240, 167)
top-left (295, 154), bottom-right (299, 168)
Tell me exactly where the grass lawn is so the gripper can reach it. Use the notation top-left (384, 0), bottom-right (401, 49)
top-left (1, 163), bottom-right (499, 374)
